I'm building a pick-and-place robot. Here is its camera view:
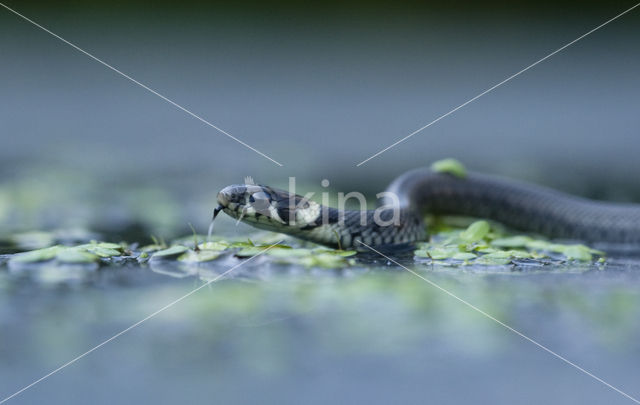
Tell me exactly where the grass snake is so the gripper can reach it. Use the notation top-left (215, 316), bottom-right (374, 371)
top-left (215, 167), bottom-right (640, 251)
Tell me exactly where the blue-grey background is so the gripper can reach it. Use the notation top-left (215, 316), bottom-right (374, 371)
top-left (1, 1), bottom-right (639, 404)
top-left (2, 0), bottom-right (640, 235)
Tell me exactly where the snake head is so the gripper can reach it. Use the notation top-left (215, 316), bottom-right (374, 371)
top-left (217, 184), bottom-right (321, 231)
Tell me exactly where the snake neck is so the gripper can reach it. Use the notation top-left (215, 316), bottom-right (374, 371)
top-left (284, 206), bottom-right (426, 251)
top-left (298, 208), bottom-right (426, 251)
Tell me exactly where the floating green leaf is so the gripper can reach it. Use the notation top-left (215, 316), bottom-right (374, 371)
top-left (56, 248), bottom-right (99, 263)
top-left (235, 247), bottom-right (268, 257)
top-left (151, 245), bottom-right (189, 259)
top-left (267, 248), bottom-right (310, 258)
top-left (320, 249), bottom-right (358, 257)
top-left (299, 253), bottom-right (353, 269)
top-left (430, 158), bottom-right (467, 178)
top-left (502, 250), bottom-right (533, 259)
top-left (559, 244), bottom-right (604, 261)
top-left (197, 241), bottom-right (229, 251)
top-left (78, 242), bottom-right (123, 258)
top-left (90, 242), bottom-right (123, 250)
top-left (459, 220), bottom-right (490, 243)
top-left (475, 246), bottom-right (499, 254)
top-left (481, 251), bottom-right (514, 259)
top-left (9, 246), bottom-right (60, 263)
top-left (140, 244), bottom-right (167, 253)
top-left (424, 246), bottom-right (460, 260)
top-left (563, 246), bottom-right (593, 261)
top-left (491, 236), bottom-right (533, 248)
top-left (85, 247), bottom-right (122, 257)
top-left (473, 255), bottom-right (512, 265)
top-left (452, 252), bottom-right (477, 261)
top-left (178, 249), bottom-right (221, 263)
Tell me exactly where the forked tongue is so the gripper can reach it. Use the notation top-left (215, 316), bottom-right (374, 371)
top-left (207, 205), bottom-right (224, 241)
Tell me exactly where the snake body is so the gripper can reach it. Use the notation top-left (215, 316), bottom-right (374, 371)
top-left (216, 168), bottom-right (640, 250)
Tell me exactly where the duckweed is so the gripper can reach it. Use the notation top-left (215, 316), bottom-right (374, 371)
top-left (5, 217), bottom-right (605, 272)
top-left (414, 220), bottom-right (605, 265)
top-left (150, 245), bottom-right (189, 259)
top-left (459, 220), bottom-right (490, 243)
top-left (177, 249), bottom-right (221, 263)
top-left (9, 241), bottom-right (125, 266)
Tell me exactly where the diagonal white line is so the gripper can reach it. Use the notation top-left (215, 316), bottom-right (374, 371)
top-left (356, 240), bottom-right (640, 404)
top-left (0, 241), bottom-right (282, 404)
top-left (0, 2), bottom-right (283, 167)
top-left (356, 2), bottom-right (640, 166)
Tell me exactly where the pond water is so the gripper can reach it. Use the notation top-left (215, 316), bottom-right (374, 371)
top-left (1, 246), bottom-right (639, 404)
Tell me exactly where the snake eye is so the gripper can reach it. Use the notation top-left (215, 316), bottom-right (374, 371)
top-left (251, 191), bottom-right (270, 202)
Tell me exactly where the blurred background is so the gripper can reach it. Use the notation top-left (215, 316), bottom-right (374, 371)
top-left (1, 0), bottom-right (639, 239)
top-left (1, 1), bottom-right (640, 404)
